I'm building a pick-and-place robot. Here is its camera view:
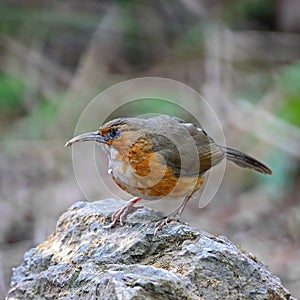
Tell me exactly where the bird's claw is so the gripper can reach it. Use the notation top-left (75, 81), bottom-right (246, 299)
top-left (103, 218), bottom-right (118, 229)
top-left (103, 198), bottom-right (143, 228)
top-left (112, 204), bottom-right (143, 226)
top-left (154, 214), bottom-right (185, 234)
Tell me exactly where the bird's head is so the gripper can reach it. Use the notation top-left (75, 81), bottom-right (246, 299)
top-left (65, 118), bottom-right (148, 152)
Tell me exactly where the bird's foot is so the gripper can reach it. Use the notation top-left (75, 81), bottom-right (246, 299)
top-left (103, 197), bottom-right (143, 228)
top-left (154, 213), bottom-right (187, 234)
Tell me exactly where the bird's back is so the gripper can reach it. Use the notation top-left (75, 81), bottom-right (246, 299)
top-left (144, 115), bottom-right (225, 176)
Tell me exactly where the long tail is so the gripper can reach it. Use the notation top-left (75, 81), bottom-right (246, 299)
top-left (222, 146), bottom-right (272, 175)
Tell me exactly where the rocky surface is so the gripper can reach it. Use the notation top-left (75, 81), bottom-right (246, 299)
top-left (6, 199), bottom-right (295, 299)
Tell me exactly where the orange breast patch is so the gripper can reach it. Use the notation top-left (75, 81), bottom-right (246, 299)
top-left (110, 134), bottom-right (204, 200)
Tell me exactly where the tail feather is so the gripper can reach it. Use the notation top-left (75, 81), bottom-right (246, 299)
top-left (222, 146), bottom-right (272, 175)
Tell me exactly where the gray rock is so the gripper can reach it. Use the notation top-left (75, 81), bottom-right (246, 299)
top-left (6, 199), bottom-right (295, 300)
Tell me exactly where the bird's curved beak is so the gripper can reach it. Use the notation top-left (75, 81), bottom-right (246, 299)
top-left (64, 131), bottom-right (104, 147)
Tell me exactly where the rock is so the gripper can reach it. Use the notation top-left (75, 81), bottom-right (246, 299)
top-left (6, 199), bottom-right (295, 300)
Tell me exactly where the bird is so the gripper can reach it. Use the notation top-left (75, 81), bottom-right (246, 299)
top-left (65, 115), bottom-right (272, 231)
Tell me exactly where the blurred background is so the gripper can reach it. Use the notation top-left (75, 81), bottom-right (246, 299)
top-left (1, 0), bottom-right (300, 298)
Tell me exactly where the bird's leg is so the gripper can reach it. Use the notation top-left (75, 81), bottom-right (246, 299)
top-left (103, 197), bottom-right (143, 228)
top-left (154, 192), bottom-right (195, 234)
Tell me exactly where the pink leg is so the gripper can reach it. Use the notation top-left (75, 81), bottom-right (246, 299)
top-left (103, 197), bottom-right (143, 228)
top-left (154, 192), bottom-right (194, 234)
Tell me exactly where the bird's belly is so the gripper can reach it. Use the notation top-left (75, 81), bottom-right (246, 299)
top-left (108, 149), bottom-right (203, 200)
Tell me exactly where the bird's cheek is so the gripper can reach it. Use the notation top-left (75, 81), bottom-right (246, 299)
top-left (110, 138), bottom-right (130, 153)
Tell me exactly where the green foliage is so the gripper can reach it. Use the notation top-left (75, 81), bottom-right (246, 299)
top-left (3, 92), bottom-right (62, 139)
top-left (277, 62), bottom-right (300, 127)
top-left (24, 96), bottom-right (61, 139)
top-left (233, 0), bottom-right (274, 19)
top-left (0, 5), bottom-right (99, 34)
top-left (0, 72), bottom-right (25, 112)
top-left (278, 61), bottom-right (300, 96)
top-left (122, 7), bottom-right (143, 67)
top-left (241, 72), bottom-right (273, 104)
top-left (37, 99), bottom-right (58, 121)
top-left (175, 25), bottom-right (204, 57)
top-left (278, 98), bottom-right (300, 127)
top-left (259, 149), bottom-right (296, 199)
top-left (229, 0), bottom-right (276, 29)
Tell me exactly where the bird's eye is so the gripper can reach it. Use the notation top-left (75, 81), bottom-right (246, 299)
top-left (110, 128), bottom-right (121, 138)
top-left (105, 128), bottom-right (121, 141)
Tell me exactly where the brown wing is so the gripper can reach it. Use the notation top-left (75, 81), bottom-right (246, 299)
top-left (146, 116), bottom-right (225, 176)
